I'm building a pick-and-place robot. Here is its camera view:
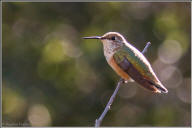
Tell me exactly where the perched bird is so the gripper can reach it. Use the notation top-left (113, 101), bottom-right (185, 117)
top-left (83, 32), bottom-right (168, 93)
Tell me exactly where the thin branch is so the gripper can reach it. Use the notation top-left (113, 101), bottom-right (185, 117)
top-left (95, 42), bottom-right (151, 127)
top-left (142, 42), bottom-right (151, 54)
top-left (95, 78), bottom-right (124, 127)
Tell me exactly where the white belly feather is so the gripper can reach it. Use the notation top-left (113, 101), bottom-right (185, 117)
top-left (103, 40), bottom-right (116, 62)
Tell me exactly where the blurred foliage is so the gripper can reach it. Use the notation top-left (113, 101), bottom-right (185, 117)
top-left (2, 2), bottom-right (191, 126)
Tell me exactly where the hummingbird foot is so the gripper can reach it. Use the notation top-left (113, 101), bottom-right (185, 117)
top-left (120, 78), bottom-right (125, 83)
top-left (124, 80), bottom-right (128, 83)
top-left (122, 78), bottom-right (134, 84)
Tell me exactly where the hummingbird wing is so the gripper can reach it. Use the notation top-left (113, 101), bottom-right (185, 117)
top-left (113, 44), bottom-right (168, 93)
top-left (109, 56), bottom-right (135, 83)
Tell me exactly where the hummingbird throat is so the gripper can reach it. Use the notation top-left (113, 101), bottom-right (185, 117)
top-left (102, 40), bottom-right (122, 62)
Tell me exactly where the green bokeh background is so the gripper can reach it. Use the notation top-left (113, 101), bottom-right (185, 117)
top-left (2, 2), bottom-right (191, 126)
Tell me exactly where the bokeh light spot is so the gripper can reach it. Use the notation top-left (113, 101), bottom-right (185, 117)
top-left (28, 104), bottom-right (52, 126)
top-left (3, 86), bottom-right (27, 118)
top-left (42, 40), bottom-right (67, 64)
top-left (155, 11), bottom-right (179, 34)
top-left (176, 78), bottom-right (191, 104)
top-left (158, 40), bottom-right (182, 64)
top-left (119, 84), bottom-right (137, 99)
top-left (159, 65), bottom-right (182, 89)
top-left (115, 104), bottom-right (143, 125)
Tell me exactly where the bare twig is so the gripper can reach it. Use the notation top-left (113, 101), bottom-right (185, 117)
top-left (95, 78), bottom-right (124, 127)
top-left (95, 42), bottom-right (151, 127)
top-left (142, 42), bottom-right (151, 54)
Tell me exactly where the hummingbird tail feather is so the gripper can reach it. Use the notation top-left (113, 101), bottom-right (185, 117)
top-left (153, 84), bottom-right (168, 93)
top-left (145, 80), bottom-right (168, 93)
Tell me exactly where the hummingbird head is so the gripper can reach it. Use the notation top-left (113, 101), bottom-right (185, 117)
top-left (100, 32), bottom-right (125, 45)
top-left (83, 32), bottom-right (125, 48)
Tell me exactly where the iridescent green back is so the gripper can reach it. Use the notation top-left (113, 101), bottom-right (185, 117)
top-left (113, 43), bottom-right (158, 82)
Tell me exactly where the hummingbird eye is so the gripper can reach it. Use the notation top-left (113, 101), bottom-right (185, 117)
top-left (111, 36), bottom-right (115, 40)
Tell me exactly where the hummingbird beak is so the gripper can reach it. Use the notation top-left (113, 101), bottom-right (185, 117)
top-left (82, 36), bottom-right (101, 39)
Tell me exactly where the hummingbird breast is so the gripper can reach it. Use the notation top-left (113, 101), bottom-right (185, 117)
top-left (102, 40), bottom-right (121, 62)
top-left (102, 41), bottom-right (133, 81)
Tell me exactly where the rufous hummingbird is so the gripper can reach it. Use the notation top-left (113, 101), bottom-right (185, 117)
top-left (83, 32), bottom-right (168, 93)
